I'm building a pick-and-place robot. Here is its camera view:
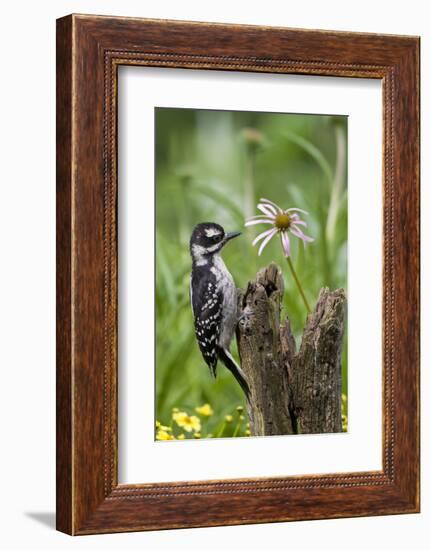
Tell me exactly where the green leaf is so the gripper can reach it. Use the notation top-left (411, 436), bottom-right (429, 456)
top-left (283, 130), bottom-right (333, 187)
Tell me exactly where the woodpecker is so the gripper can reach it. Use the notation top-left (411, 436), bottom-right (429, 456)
top-left (189, 222), bottom-right (250, 399)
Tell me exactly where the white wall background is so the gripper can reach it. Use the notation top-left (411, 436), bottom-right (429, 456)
top-left (0, 1), bottom-right (427, 548)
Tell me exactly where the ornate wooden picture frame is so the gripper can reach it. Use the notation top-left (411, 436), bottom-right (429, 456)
top-left (56, 14), bottom-right (420, 535)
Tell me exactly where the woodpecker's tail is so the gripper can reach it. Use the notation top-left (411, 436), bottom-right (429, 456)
top-left (217, 346), bottom-right (251, 401)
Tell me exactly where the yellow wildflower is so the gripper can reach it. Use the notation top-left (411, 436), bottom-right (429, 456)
top-left (156, 420), bottom-right (172, 431)
top-left (342, 414), bottom-right (348, 432)
top-left (173, 411), bottom-right (201, 433)
top-left (177, 433), bottom-right (185, 440)
top-left (157, 424), bottom-right (171, 432)
top-left (156, 430), bottom-right (174, 441)
top-left (172, 407), bottom-right (179, 413)
top-left (225, 415), bottom-right (233, 423)
top-left (245, 429), bottom-right (251, 436)
top-left (236, 406), bottom-right (244, 413)
top-left (195, 403), bottom-right (214, 417)
top-left (193, 433), bottom-right (201, 439)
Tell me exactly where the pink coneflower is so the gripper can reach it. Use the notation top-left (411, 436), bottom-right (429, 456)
top-left (245, 198), bottom-right (314, 257)
top-left (245, 198), bottom-right (314, 314)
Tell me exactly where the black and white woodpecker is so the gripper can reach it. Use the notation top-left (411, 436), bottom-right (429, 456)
top-left (189, 222), bottom-right (250, 399)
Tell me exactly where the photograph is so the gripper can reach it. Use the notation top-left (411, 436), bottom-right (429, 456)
top-left (49, 7), bottom-right (420, 550)
top-left (0, 2), bottom-right (423, 544)
top-left (155, 107), bottom-right (348, 441)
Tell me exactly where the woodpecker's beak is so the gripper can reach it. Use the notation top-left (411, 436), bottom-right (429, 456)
top-left (224, 231), bottom-right (242, 243)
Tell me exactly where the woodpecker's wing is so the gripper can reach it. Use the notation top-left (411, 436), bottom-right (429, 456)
top-left (190, 268), bottom-right (222, 376)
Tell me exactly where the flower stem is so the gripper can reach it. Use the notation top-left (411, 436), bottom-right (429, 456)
top-left (216, 422), bottom-right (226, 438)
top-left (286, 256), bottom-right (311, 314)
top-left (233, 417), bottom-right (242, 438)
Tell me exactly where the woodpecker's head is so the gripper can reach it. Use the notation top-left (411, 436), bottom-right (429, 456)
top-left (190, 222), bottom-right (241, 264)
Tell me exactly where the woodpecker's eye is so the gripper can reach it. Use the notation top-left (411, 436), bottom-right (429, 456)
top-left (213, 233), bottom-right (223, 242)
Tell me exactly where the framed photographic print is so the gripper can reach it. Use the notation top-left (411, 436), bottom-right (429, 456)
top-left (56, 14), bottom-right (420, 534)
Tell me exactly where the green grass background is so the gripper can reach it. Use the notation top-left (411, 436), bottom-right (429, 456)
top-left (155, 107), bottom-right (348, 436)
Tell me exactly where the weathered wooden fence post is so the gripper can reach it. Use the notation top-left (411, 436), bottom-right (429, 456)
top-left (236, 263), bottom-right (346, 436)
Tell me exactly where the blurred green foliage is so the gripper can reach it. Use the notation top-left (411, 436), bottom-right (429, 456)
top-left (155, 107), bottom-right (348, 436)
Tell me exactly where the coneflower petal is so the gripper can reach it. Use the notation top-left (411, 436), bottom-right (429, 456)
top-left (263, 201), bottom-right (278, 215)
top-left (281, 231), bottom-right (291, 257)
top-left (291, 220), bottom-right (307, 227)
top-left (260, 197), bottom-right (283, 213)
top-left (247, 214), bottom-right (273, 220)
top-left (257, 203), bottom-right (277, 217)
top-left (287, 207), bottom-right (309, 215)
top-left (290, 226), bottom-right (314, 243)
top-left (252, 227), bottom-right (276, 246)
top-left (258, 228), bottom-right (277, 256)
top-left (244, 219), bottom-right (275, 227)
